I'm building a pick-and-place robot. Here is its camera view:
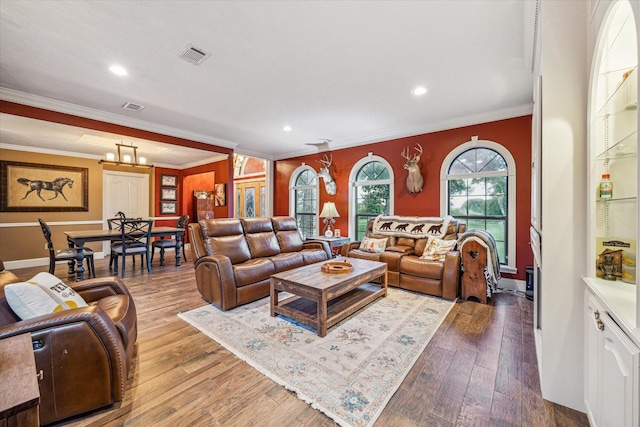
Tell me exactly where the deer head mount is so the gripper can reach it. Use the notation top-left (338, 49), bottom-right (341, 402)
top-left (316, 154), bottom-right (337, 195)
top-left (402, 143), bottom-right (424, 193)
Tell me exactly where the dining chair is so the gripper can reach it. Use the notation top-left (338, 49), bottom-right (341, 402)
top-left (151, 214), bottom-right (189, 266)
top-left (111, 219), bottom-right (153, 278)
top-left (38, 218), bottom-right (95, 278)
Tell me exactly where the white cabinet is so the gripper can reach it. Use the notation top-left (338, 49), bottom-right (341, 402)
top-left (584, 291), bottom-right (639, 427)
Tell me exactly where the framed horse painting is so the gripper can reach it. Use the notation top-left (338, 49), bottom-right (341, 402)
top-left (0, 161), bottom-right (89, 212)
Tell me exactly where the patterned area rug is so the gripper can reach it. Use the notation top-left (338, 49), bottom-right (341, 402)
top-left (178, 287), bottom-right (454, 427)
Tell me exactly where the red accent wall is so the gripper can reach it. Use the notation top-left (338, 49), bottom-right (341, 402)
top-left (274, 116), bottom-right (533, 280)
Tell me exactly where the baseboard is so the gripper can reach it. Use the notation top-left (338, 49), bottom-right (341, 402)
top-left (4, 253), bottom-right (107, 270)
top-left (497, 277), bottom-right (526, 293)
top-left (4, 244), bottom-right (191, 271)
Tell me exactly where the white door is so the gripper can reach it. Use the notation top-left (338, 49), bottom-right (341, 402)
top-left (103, 171), bottom-right (150, 252)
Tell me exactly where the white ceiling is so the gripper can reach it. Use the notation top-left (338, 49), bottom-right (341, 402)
top-left (0, 1), bottom-right (534, 165)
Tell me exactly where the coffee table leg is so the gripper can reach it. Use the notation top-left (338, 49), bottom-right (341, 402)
top-left (317, 293), bottom-right (328, 337)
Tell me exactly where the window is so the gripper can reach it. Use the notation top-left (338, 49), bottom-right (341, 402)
top-left (290, 166), bottom-right (319, 238)
top-left (349, 155), bottom-right (394, 240)
top-left (441, 137), bottom-right (516, 272)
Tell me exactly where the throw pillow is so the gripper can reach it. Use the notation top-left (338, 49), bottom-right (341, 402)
top-left (420, 237), bottom-right (457, 261)
top-left (4, 273), bottom-right (88, 320)
top-left (359, 237), bottom-right (387, 253)
top-left (5, 282), bottom-right (65, 320)
top-left (31, 272), bottom-right (88, 309)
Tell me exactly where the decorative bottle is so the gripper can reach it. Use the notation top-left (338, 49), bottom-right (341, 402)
top-left (599, 173), bottom-right (613, 199)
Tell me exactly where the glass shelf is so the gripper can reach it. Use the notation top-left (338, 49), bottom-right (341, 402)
top-left (596, 66), bottom-right (638, 117)
top-left (596, 130), bottom-right (638, 159)
top-left (596, 196), bottom-right (637, 204)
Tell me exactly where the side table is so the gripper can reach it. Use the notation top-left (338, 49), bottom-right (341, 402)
top-left (0, 334), bottom-right (40, 426)
top-left (307, 236), bottom-right (350, 257)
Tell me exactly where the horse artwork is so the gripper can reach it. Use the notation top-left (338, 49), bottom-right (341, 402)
top-left (17, 177), bottom-right (74, 202)
top-left (1, 161), bottom-right (88, 212)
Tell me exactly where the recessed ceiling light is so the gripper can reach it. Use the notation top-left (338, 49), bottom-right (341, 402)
top-left (283, 125), bottom-right (292, 132)
top-left (411, 86), bottom-right (427, 96)
top-left (109, 65), bottom-right (128, 76)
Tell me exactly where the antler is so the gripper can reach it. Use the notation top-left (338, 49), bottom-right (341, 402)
top-left (401, 147), bottom-right (411, 160)
top-left (317, 154), bottom-right (332, 168)
top-left (414, 143), bottom-right (423, 158)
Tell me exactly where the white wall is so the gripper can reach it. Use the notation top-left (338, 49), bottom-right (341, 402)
top-left (538, 0), bottom-right (588, 411)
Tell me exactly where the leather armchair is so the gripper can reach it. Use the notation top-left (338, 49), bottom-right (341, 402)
top-left (0, 259), bottom-right (137, 426)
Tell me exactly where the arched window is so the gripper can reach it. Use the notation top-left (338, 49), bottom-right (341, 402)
top-left (349, 155), bottom-right (394, 240)
top-left (289, 165), bottom-right (319, 238)
top-left (441, 137), bottom-right (516, 272)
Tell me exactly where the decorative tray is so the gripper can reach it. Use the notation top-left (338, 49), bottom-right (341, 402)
top-left (321, 260), bottom-right (353, 274)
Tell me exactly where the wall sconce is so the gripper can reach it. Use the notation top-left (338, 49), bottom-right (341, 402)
top-left (99, 142), bottom-right (153, 168)
top-left (320, 202), bottom-right (340, 237)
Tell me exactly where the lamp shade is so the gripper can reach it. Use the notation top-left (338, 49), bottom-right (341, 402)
top-left (320, 202), bottom-right (340, 218)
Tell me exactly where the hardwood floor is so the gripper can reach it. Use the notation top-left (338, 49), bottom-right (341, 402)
top-left (11, 254), bottom-right (589, 427)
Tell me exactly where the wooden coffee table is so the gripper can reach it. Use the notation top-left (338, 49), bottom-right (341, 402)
top-left (270, 258), bottom-right (387, 337)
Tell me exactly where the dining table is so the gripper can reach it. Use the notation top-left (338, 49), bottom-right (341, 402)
top-left (64, 226), bottom-right (184, 281)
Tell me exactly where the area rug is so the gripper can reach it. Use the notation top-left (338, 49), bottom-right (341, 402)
top-left (178, 288), bottom-right (454, 427)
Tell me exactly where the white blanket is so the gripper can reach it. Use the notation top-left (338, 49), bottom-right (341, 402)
top-left (372, 215), bottom-right (453, 239)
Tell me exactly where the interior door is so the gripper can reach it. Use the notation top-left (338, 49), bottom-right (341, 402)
top-left (103, 171), bottom-right (150, 252)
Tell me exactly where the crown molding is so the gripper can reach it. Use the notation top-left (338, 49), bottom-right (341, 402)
top-left (273, 104), bottom-right (534, 160)
top-left (0, 87), bottom-right (238, 150)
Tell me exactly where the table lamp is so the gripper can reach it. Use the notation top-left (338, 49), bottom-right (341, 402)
top-left (320, 202), bottom-right (340, 237)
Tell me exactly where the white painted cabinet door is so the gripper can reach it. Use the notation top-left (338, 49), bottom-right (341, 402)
top-left (584, 291), bottom-right (640, 427)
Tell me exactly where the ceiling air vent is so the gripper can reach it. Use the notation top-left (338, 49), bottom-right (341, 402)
top-left (122, 102), bottom-right (144, 112)
top-left (179, 44), bottom-right (210, 66)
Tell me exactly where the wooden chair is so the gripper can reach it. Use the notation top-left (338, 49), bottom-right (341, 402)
top-left (152, 215), bottom-right (189, 266)
top-left (111, 219), bottom-right (153, 278)
top-left (38, 218), bottom-right (95, 278)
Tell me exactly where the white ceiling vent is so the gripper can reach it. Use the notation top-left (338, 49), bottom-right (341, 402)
top-left (122, 102), bottom-right (144, 112)
top-left (179, 44), bottom-right (210, 66)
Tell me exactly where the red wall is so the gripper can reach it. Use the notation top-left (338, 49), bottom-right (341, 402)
top-left (274, 116), bottom-right (533, 280)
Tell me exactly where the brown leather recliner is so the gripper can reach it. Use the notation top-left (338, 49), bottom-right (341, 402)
top-left (189, 216), bottom-right (331, 310)
top-left (0, 259), bottom-right (137, 426)
top-left (341, 217), bottom-right (465, 299)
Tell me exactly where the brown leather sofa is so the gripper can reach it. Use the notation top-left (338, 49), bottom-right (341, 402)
top-left (189, 216), bottom-right (331, 310)
top-left (0, 259), bottom-right (137, 426)
top-left (341, 217), bottom-right (465, 299)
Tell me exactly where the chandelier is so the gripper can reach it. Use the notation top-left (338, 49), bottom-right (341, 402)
top-left (99, 142), bottom-right (153, 168)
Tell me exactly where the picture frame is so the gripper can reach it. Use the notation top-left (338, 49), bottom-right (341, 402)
top-left (160, 202), bottom-right (177, 214)
top-left (161, 187), bottom-right (177, 201)
top-left (214, 183), bottom-right (226, 206)
top-left (161, 174), bottom-right (178, 187)
top-left (0, 161), bottom-right (89, 212)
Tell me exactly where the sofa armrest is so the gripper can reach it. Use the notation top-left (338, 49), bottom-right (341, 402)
top-left (72, 276), bottom-right (132, 303)
top-left (0, 304), bottom-right (128, 406)
top-left (341, 241), bottom-right (361, 256)
top-left (303, 240), bottom-right (332, 258)
top-left (441, 250), bottom-right (461, 300)
top-left (194, 255), bottom-right (238, 310)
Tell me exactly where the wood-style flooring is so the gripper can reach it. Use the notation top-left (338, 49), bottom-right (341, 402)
top-left (11, 253), bottom-right (589, 427)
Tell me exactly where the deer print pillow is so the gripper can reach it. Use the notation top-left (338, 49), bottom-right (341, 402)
top-left (420, 237), bottom-right (457, 261)
top-left (359, 237), bottom-right (388, 253)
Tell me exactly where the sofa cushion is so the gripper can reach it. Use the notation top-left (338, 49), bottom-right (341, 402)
top-left (400, 256), bottom-right (445, 279)
top-left (233, 258), bottom-right (276, 287)
top-left (268, 252), bottom-right (304, 272)
top-left (359, 237), bottom-right (387, 253)
top-left (346, 249), bottom-right (382, 262)
top-left (300, 248), bottom-right (330, 264)
top-left (420, 237), bottom-right (457, 261)
top-left (243, 217), bottom-right (280, 258)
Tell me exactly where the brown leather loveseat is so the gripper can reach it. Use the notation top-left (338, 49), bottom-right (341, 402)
top-left (341, 216), bottom-right (465, 299)
top-left (0, 259), bottom-right (137, 426)
top-left (189, 216), bottom-right (331, 310)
